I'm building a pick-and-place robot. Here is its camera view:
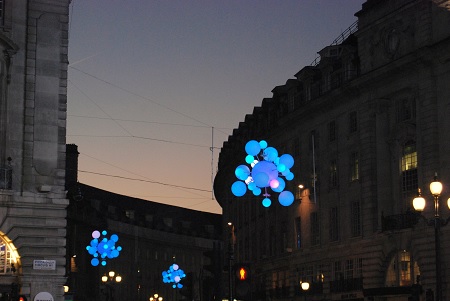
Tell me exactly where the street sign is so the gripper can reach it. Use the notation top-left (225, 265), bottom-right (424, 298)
top-left (33, 260), bottom-right (56, 270)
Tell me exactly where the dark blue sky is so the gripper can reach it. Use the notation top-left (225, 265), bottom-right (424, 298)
top-left (67, 0), bottom-right (364, 213)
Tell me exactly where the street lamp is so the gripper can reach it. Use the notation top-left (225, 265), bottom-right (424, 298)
top-left (412, 173), bottom-right (450, 301)
top-left (300, 280), bottom-right (309, 301)
top-left (101, 271), bottom-right (122, 301)
top-left (149, 293), bottom-right (163, 301)
top-left (228, 222), bottom-right (235, 301)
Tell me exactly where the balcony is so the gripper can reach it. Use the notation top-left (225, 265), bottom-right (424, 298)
top-left (330, 277), bottom-right (363, 293)
top-left (381, 211), bottom-right (419, 232)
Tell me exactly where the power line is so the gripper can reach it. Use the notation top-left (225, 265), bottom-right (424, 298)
top-left (79, 170), bottom-right (212, 192)
top-left (70, 66), bottom-right (230, 136)
top-left (79, 152), bottom-right (211, 199)
top-left (68, 114), bottom-right (232, 130)
top-left (69, 79), bottom-right (134, 137)
top-left (68, 134), bottom-right (211, 148)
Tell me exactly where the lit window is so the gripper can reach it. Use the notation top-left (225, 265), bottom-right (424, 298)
top-left (70, 256), bottom-right (78, 273)
top-left (401, 141), bottom-right (418, 209)
top-left (386, 250), bottom-right (420, 287)
top-left (0, 237), bottom-right (18, 274)
top-left (401, 141), bottom-right (417, 171)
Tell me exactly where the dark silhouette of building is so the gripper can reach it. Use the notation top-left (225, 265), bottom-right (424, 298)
top-left (65, 144), bottom-right (223, 301)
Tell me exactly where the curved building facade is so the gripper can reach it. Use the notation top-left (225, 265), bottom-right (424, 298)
top-left (214, 1), bottom-right (450, 300)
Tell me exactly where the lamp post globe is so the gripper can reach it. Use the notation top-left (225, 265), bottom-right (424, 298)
top-left (412, 173), bottom-right (450, 301)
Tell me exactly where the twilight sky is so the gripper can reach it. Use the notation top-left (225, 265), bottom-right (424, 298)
top-left (67, 0), bottom-right (364, 214)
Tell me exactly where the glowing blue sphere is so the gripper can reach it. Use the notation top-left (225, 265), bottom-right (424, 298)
top-left (253, 172), bottom-right (269, 188)
top-left (231, 181), bottom-right (247, 197)
top-left (252, 187), bottom-right (261, 196)
top-left (245, 140), bottom-right (261, 156)
top-left (263, 147), bottom-right (278, 162)
top-left (279, 191), bottom-right (294, 206)
top-left (259, 140), bottom-right (268, 149)
top-left (235, 165), bottom-right (250, 181)
top-left (262, 198), bottom-right (271, 207)
top-left (285, 171), bottom-right (294, 181)
top-left (245, 155), bottom-right (255, 164)
top-left (91, 258), bottom-right (99, 266)
top-left (277, 164), bottom-right (286, 172)
top-left (279, 154), bottom-right (294, 169)
top-left (248, 182), bottom-right (256, 191)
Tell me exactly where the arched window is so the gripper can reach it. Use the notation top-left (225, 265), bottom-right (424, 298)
top-left (385, 250), bottom-right (420, 287)
top-left (0, 234), bottom-right (18, 274)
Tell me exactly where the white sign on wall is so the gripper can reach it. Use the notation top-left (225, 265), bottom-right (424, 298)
top-left (33, 260), bottom-right (56, 270)
top-left (34, 292), bottom-right (54, 301)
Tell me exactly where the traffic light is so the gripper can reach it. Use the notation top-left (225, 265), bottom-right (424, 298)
top-left (235, 264), bottom-right (250, 300)
top-left (236, 266), bottom-right (249, 281)
top-left (18, 295), bottom-right (27, 301)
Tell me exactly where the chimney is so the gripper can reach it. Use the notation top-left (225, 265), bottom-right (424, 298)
top-left (65, 144), bottom-right (79, 190)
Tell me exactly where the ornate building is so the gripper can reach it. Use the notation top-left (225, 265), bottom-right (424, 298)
top-left (0, 1), bottom-right (70, 301)
top-left (214, 0), bottom-right (450, 300)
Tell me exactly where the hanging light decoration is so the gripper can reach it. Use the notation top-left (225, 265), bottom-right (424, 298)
top-left (86, 230), bottom-right (122, 266)
top-left (162, 263), bottom-right (186, 289)
top-left (231, 140), bottom-right (295, 207)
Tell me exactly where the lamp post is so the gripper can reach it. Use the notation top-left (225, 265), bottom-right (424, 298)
top-left (300, 281), bottom-right (309, 301)
top-left (412, 173), bottom-right (450, 301)
top-left (101, 271), bottom-right (122, 301)
top-left (228, 222), bottom-right (235, 301)
top-left (149, 293), bottom-right (163, 301)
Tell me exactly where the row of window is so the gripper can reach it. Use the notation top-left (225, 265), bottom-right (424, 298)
top-left (266, 250), bottom-right (419, 293)
top-left (270, 258), bottom-right (363, 290)
top-left (294, 201), bottom-right (361, 249)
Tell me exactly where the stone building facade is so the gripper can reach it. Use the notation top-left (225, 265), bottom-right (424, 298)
top-left (0, 1), bottom-right (70, 301)
top-left (214, 0), bottom-right (450, 300)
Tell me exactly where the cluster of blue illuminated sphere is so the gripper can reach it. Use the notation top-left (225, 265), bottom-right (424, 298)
top-left (231, 140), bottom-right (295, 207)
top-left (162, 263), bottom-right (186, 289)
top-left (86, 230), bottom-right (122, 266)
